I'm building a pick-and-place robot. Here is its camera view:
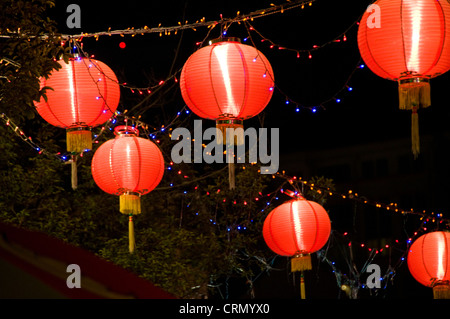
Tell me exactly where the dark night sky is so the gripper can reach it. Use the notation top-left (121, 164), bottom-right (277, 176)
top-left (44, 0), bottom-right (450, 301)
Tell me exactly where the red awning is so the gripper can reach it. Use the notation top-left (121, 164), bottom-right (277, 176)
top-left (0, 221), bottom-right (174, 299)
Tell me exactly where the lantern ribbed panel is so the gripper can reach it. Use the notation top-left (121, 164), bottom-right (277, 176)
top-left (262, 199), bottom-right (331, 257)
top-left (180, 40), bottom-right (274, 120)
top-left (35, 58), bottom-right (120, 128)
top-left (358, 0), bottom-right (450, 80)
top-left (91, 135), bottom-right (165, 196)
top-left (407, 231), bottom-right (450, 287)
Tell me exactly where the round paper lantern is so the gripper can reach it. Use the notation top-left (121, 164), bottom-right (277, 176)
top-left (35, 57), bottom-right (120, 153)
top-left (407, 231), bottom-right (450, 299)
top-left (263, 196), bottom-right (331, 298)
top-left (357, 0), bottom-right (450, 157)
top-left (91, 125), bottom-right (165, 252)
top-left (263, 197), bottom-right (331, 266)
top-left (180, 37), bottom-right (274, 144)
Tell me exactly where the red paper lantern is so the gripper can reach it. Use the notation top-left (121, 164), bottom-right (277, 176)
top-left (263, 197), bottom-right (331, 262)
top-left (357, 0), bottom-right (450, 156)
top-left (35, 57), bottom-right (120, 153)
top-left (91, 125), bottom-right (165, 252)
top-left (407, 231), bottom-right (450, 299)
top-left (180, 38), bottom-right (274, 143)
top-left (263, 196), bottom-right (331, 299)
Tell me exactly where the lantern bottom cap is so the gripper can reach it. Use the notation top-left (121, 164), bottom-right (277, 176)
top-left (216, 119), bottom-right (244, 146)
top-left (433, 283), bottom-right (450, 299)
top-left (398, 78), bottom-right (431, 110)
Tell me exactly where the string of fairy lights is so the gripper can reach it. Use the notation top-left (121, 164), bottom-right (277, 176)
top-left (240, 16), bottom-right (366, 113)
top-left (4, 100), bottom-right (448, 230)
top-left (244, 174), bottom-right (446, 296)
top-left (176, 167), bottom-right (445, 296)
top-left (58, 0), bottom-right (319, 41)
top-left (1, 103), bottom-right (446, 299)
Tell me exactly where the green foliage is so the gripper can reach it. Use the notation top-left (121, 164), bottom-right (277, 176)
top-left (0, 0), bottom-right (69, 122)
top-left (100, 226), bottom-right (220, 298)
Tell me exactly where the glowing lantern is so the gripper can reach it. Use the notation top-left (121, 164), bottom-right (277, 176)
top-left (180, 38), bottom-right (274, 137)
top-left (263, 196), bottom-right (331, 298)
top-left (180, 38), bottom-right (274, 188)
top-left (358, 0), bottom-right (450, 157)
top-left (407, 231), bottom-right (450, 299)
top-left (35, 57), bottom-right (120, 153)
top-left (91, 126), bottom-right (165, 253)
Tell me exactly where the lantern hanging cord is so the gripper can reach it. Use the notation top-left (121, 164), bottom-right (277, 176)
top-left (56, 0), bottom-right (317, 41)
top-left (0, 0), bottom-right (316, 40)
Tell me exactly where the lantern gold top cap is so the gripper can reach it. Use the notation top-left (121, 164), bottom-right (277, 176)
top-left (114, 125), bottom-right (139, 137)
top-left (209, 37), bottom-right (242, 45)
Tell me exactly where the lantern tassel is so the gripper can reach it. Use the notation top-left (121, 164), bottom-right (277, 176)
top-left (411, 108), bottom-right (420, 158)
top-left (128, 214), bottom-right (135, 254)
top-left (291, 253), bottom-right (312, 272)
top-left (228, 162), bottom-right (235, 190)
top-left (120, 194), bottom-right (140, 253)
top-left (71, 155), bottom-right (78, 190)
top-left (300, 272), bottom-right (306, 299)
top-left (398, 77), bottom-right (429, 158)
top-left (120, 193), bottom-right (141, 215)
top-left (433, 284), bottom-right (450, 299)
top-left (67, 128), bottom-right (93, 154)
top-left (218, 119), bottom-right (243, 190)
